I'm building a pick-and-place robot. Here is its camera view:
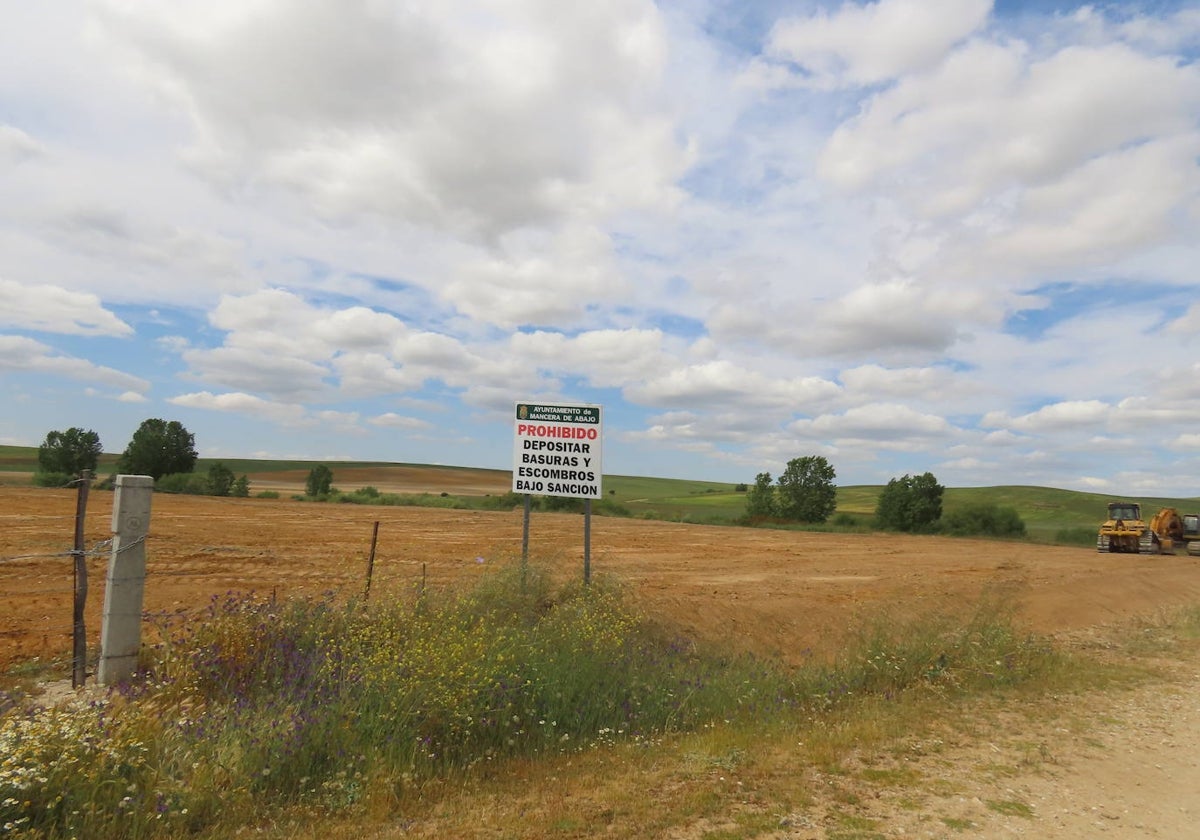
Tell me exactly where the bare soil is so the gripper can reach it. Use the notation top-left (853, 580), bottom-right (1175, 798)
top-left (5, 483), bottom-right (1200, 838)
top-left (4, 485), bottom-right (1200, 670)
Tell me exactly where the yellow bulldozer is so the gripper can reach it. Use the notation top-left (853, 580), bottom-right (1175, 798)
top-left (1097, 502), bottom-right (1200, 555)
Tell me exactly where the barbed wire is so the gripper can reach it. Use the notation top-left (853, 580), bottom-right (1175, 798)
top-left (0, 535), bottom-right (147, 565)
top-left (0, 549), bottom-right (75, 563)
top-left (0, 588), bottom-right (76, 598)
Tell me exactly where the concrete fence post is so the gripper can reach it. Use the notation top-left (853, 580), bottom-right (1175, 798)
top-left (98, 475), bottom-right (154, 686)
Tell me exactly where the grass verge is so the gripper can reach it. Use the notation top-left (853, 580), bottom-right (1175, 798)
top-left (2, 565), bottom-right (1179, 839)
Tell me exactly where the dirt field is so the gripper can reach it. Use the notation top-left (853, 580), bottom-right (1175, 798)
top-left (5, 484), bottom-right (1200, 672)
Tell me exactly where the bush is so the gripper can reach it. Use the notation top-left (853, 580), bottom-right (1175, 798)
top-left (832, 512), bottom-right (866, 529)
top-left (942, 503), bottom-right (1027, 538)
top-left (542, 495), bottom-right (585, 513)
top-left (156, 472), bottom-right (210, 495)
top-left (31, 471), bottom-right (73, 488)
top-left (480, 491), bottom-right (527, 510)
top-left (256, 490), bottom-right (280, 499)
top-left (595, 498), bottom-right (631, 517)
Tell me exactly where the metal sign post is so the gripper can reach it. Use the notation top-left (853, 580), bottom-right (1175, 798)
top-left (513, 401), bottom-right (603, 584)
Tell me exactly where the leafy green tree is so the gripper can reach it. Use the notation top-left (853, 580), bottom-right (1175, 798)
top-left (37, 427), bottom-right (102, 477)
top-left (119, 419), bottom-right (197, 480)
top-left (306, 464), bottom-right (334, 497)
top-left (776, 456), bottom-right (837, 523)
top-left (207, 462), bottom-right (235, 497)
top-left (232, 475), bottom-right (250, 498)
top-left (875, 472), bottom-right (944, 533)
top-left (744, 471), bottom-right (777, 519)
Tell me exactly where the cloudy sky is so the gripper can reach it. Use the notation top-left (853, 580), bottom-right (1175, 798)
top-left (2, 0), bottom-right (1199, 493)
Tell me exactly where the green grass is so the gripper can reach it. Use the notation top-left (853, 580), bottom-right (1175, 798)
top-left (0, 445), bottom-right (120, 474)
top-left (5, 445), bottom-right (1197, 543)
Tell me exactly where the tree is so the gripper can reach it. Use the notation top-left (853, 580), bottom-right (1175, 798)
top-left (776, 456), bottom-right (837, 523)
top-left (875, 472), bottom-right (944, 533)
top-left (118, 419), bottom-right (198, 480)
top-left (232, 475), bottom-right (250, 498)
top-left (37, 427), bottom-right (102, 476)
top-left (744, 471), bottom-right (777, 519)
top-left (306, 464), bottom-right (333, 497)
top-left (207, 462), bottom-right (235, 497)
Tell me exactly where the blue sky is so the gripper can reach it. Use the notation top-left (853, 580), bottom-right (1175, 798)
top-left (2, 0), bottom-right (1199, 493)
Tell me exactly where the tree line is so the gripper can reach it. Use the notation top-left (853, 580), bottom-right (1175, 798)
top-left (33, 419), bottom-right (250, 498)
top-left (744, 457), bottom-right (1025, 538)
top-left (35, 420), bottom-right (346, 502)
top-left (35, 423), bottom-right (1026, 537)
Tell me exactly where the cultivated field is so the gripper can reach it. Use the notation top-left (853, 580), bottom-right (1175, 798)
top-left (5, 484), bottom-right (1200, 672)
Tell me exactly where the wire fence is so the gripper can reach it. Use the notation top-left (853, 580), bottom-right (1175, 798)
top-left (1, 481), bottom-right (466, 681)
top-left (0, 525), bottom-right (381, 667)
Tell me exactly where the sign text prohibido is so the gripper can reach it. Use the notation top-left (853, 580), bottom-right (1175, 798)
top-left (512, 402), bottom-right (602, 498)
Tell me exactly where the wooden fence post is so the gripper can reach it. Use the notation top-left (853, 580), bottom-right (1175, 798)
top-left (71, 470), bottom-right (92, 688)
top-left (97, 475), bottom-right (153, 686)
top-left (363, 520), bottom-right (380, 601)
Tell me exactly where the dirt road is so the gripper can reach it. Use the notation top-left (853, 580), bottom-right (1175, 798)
top-left (797, 659), bottom-right (1200, 839)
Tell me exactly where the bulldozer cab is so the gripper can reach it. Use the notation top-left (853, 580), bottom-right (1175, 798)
top-left (1184, 514), bottom-right (1200, 540)
top-left (1108, 502), bottom-right (1141, 522)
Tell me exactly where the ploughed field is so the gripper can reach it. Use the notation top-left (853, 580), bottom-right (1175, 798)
top-left (5, 484), bottom-right (1200, 672)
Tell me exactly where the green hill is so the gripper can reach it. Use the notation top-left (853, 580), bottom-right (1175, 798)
top-left (2, 445), bottom-right (1196, 542)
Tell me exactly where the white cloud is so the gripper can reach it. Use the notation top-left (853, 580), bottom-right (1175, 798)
top-left (0, 334), bottom-right (148, 391)
top-left (982, 400), bottom-right (1112, 432)
top-left (791, 403), bottom-right (954, 442)
top-left (447, 225), bottom-right (629, 328)
top-left (1157, 363), bottom-right (1200, 400)
top-left (169, 391), bottom-right (308, 424)
top-left (982, 429), bottom-right (1023, 446)
top-left (0, 278), bottom-right (132, 336)
top-left (939, 456), bottom-right (989, 471)
top-left (711, 277), bottom-right (999, 363)
top-left (181, 346), bottom-right (331, 400)
top-left (819, 41), bottom-right (1200, 203)
top-left (765, 0), bottom-right (991, 88)
top-left (0, 124), bottom-right (43, 163)
top-left (369, 413), bottom-right (434, 431)
top-left (92, 0), bottom-right (689, 240)
top-left (625, 360), bottom-right (841, 411)
top-left (1167, 304), bottom-right (1200, 336)
top-left (839, 364), bottom-right (965, 402)
top-left (987, 135), bottom-right (1200, 270)
top-left (510, 328), bottom-right (670, 388)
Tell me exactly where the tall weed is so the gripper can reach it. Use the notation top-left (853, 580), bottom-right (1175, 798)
top-left (2, 566), bottom-right (1059, 839)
